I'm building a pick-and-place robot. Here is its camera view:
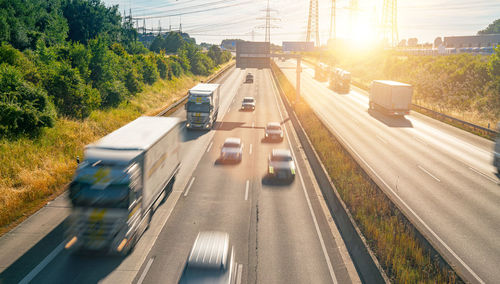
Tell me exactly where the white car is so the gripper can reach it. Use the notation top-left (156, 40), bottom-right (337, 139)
top-left (268, 149), bottom-right (296, 181)
top-left (264, 122), bottom-right (284, 141)
top-left (179, 231), bottom-right (236, 284)
top-left (241, 97), bottom-right (256, 111)
top-left (220, 137), bottom-right (243, 163)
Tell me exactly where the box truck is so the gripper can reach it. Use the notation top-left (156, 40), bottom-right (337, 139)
top-left (65, 117), bottom-right (181, 254)
top-left (185, 83), bottom-right (220, 130)
top-left (369, 80), bottom-right (413, 116)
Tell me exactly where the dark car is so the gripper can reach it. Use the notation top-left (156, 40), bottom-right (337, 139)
top-left (245, 73), bottom-right (254, 83)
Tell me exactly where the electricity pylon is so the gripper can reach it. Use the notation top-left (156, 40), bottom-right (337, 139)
top-left (329, 0), bottom-right (336, 40)
top-left (257, 0), bottom-right (279, 43)
top-left (381, 0), bottom-right (398, 46)
top-left (306, 0), bottom-right (320, 46)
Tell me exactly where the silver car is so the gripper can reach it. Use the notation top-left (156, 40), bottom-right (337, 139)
top-left (179, 231), bottom-right (236, 284)
top-left (268, 149), bottom-right (296, 181)
top-left (220, 137), bottom-right (243, 163)
top-left (241, 97), bottom-right (255, 111)
top-left (264, 122), bottom-right (284, 141)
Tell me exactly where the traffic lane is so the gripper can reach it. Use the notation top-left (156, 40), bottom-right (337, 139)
top-left (250, 69), bottom-right (340, 283)
top-left (136, 70), bottom-right (260, 284)
top-left (278, 60), bottom-right (500, 283)
top-left (6, 66), bottom-right (245, 284)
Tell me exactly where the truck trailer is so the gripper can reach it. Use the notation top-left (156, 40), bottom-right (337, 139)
top-left (369, 80), bottom-right (413, 116)
top-left (65, 116), bottom-right (181, 254)
top-left (185, 83), bottom-right (220, 130)
top-left (330, 68), bottom-right (351, 94)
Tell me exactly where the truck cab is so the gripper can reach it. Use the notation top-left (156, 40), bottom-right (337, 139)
top-left (186, 84), bottom-right (220, 130)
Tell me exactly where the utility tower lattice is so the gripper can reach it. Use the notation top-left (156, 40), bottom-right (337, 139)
top-left (329, 0), bottom-right (336, 40)
top-left (257, 0), bottom-right (279, 43)
top-left (381, 0), bottom-right (398, 46)
top-left (306, 0), bottom-right (320, 45)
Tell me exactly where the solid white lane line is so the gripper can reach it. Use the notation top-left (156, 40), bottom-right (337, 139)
top-left (279, 61), bottom-right (485, 283)
top-left (249, 144), bottom-right (253, 155)
top-left (206, 140), bottom-right (213, 152)
top-left (236, 264), bottom-right (243, 284)
top-left (245, 180), bottom-right (249, 201)
top-left (469, 167), bottom-right (499, 184)
top-left (252, 121), bottom-right (255, 128)
top-left (376, 135), bottom-right (388, 144)
top-left (418, 165), bottom-right (441, 182)
top-left (137, 257), bottom-right (155, 284)
top-left (19, 242), bottom-right (64, 284)
top-left (269, 70), bottom-right (338, 284)
top-left (184, 177), bottom-right (196, 197)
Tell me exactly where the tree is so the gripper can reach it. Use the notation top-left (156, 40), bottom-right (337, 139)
top-left (208, 45), bottom-right (222, 65)
top-left (407, 38), bottom-right (418, 47)
top-left (478, 19), bottom-right (500, 35)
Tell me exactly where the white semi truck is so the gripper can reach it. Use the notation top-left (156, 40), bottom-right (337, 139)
top-left (185, 83), bottom-right (220, 130)
top-left (369, 80), bottom-right (413, 116)
top-left (65, 117), bottom-right (181, 254)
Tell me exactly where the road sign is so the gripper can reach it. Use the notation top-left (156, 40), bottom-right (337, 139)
top-left (236, 41), bottom-right (270, 69)
top-left (282, 41), bottom-right (315, 52)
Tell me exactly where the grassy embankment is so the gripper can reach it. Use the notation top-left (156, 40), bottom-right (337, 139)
top-left (0, 62), bottom-right (231, 236)
top-left (271, 61), bottom-right (461, 283)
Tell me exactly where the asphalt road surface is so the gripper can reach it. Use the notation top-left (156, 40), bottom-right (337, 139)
top-left (277, 59), bottom-right (499, 284)
top-left (0, 66), bottom-right (357, 284)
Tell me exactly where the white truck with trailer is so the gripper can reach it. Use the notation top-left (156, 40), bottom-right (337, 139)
top-left (369, 80), bottom-right (413, 116)
top-left (185, 83), bottom-right (220, 130)
top-left (65, 116), bottom-right (181, 254)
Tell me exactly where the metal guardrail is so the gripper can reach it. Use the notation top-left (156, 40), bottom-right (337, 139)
top-left (302, 59), bottom-right (499, 139)
top-left (156, 61), bottom-right (236, 117)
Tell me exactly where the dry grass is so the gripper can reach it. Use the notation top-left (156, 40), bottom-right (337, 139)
top-left (0, 74), bottom-right (203, 236)
top-left (272, 61), bottom-right (461, 283)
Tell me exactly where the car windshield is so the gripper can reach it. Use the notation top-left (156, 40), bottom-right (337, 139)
top-left (187, 102), bottom-right (210, 112)
top-left (243, 98), bottom-right (254, 103)
top-left (223, 142), bottom-right (240, 148)
top-left (271, 155), bottom-right (292, 162)
top-left (267, 125), bottom-right (281, 130)
top-left (69, 182), bottom-right (129, 208)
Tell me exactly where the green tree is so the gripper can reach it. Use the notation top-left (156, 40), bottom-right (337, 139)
top-left (478, 19), bottom-right (500, 35)
top-left (207, 45), bottom-right (222, 65)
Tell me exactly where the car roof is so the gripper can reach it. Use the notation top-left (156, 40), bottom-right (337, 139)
top-left (223, 137), bottom-right (241, 145)
top-left (271, 149), bottom-right (292, 158)
top-left (266, 122), bottom-right (281, 128)
top-left (187, 231), bottom-right (229, 269)
top-left (243, 96), bottom-right (255, 100)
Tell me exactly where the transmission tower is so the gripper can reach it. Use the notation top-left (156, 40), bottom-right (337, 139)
top-left (306, 0), bottom-right (320, 45)
top-left (257, 0), bottom-right (279, 43)
top-left (381, 0), bottom-right (398, 46)
top-left (329, 0), bottom-right (336, 40)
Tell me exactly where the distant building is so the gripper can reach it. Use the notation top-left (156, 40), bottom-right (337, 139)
top-left (444, 34), bottom-right (500, 48)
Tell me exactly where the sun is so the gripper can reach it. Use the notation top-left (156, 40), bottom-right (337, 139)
top-left (350, 17), bottom-right (377, 44)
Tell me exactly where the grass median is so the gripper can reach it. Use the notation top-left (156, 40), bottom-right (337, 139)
top-left (0, 62), bottom-right (232, 237)
top-left (271, 61), bottom-right (461, 283)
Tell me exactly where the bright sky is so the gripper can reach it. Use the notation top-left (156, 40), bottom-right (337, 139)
top-left (103, 0), bottom-right (500, 45)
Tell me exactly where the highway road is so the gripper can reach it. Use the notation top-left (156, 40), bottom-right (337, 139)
top-left (0, 67), bottom-right (358, 283)
top-left (276, 59), bottom-right (500, 284)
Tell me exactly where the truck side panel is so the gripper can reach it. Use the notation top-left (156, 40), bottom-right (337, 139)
top-left (392, 86), bottom-right (413, 110)
top-left (143, 123), bottom-right (181, 211)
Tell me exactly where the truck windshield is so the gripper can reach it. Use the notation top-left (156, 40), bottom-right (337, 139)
top-left (69, 182), bottom-right (129, 209)
top-left (186, 102), bottom-right (210, 113)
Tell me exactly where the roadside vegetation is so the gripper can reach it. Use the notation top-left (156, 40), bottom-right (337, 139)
top-left (272, 60), bottom-right (461, 283)
top-left (0, 0), bottom-right (231, 234)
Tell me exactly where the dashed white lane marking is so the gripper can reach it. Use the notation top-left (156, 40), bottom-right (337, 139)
top-left (137, 257), bottom-right (155, 284)
top-left (469, 167), bottom-right (499, 184)
top-left (376, 134), bottom-right (388, 144)
top-left (245, 180), bottom-right (249, 201)
top-left (236, 264), bottom-right (243, 284)
top-left (184, 177), bottom-right (196, 197)
top-left (19, 242), bottom-right (64, 284)
top-left (418, 165), bottom-right (441, 182)
top-left (252, 121), bottom-right (255, 128)
top-left (206, 140), bottom-right (213, 152)
top-left (249, 144), bottom-right (253, 155)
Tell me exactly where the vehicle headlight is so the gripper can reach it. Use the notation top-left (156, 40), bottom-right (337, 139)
top-left (269, 166), bottom-right (274, 174)
top-left (265, 133), bottom-right (269, 137)
top-left (205, 123), bottom-right (211, 128)
top-left (186, 123), bottom-right (191, 127)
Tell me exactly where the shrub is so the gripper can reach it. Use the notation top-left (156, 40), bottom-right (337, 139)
top-left (43, 62), bottom-right (100, 119)
top-left (124, 68), bottom-right (143, 94)
top-left (140, 56), bottom-right (159, 85)
top-left (0, 64), bottom-right (55, 136)
top-left (100, 80), bottom-right (128, 107)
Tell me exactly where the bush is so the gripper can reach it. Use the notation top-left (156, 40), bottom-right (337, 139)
top-left (140, 56), bottom-right (159, 85)
top-left (124, 68), bottom-right (143, 94)
top-left (43, 62), bottom-right (101, 119)
top-left (190, 52), bottom-right (214, 76)
top-left (168, 57), bottom-right (182, 78)
top-left (156, 56), bottom-right (170, 79)
top-left (0, 64), bottom-right (55, 136)
top-left (100, 80), bottom-right (128, 107)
